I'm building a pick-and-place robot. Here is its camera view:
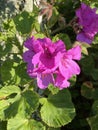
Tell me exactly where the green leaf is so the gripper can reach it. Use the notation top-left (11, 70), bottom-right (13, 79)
top-left (81, 82), bottom-right (94, 99)
top-left (1, 60), bottom-right (15, 85)
top-left (87, 115), bottom-right (98, 130)
top-left (48, 128), bottom-right (60, 130)
top-left (7, 116), bottom-right (45, 130)
top-left (80, 81), bottom-right (98, 100)
top-left (0, 86), bottom-right (21, 120)
top-left (15, 63), bottom-right (31, 85)
top-left (52, 33), bottom-right (72, 49)
top-left (1, 60), bottom-right (31, 85)
top-left (4, 94), bottom-right (22, 119)
top-left (81, 43), bottom-right (90, 55)
top-left (22, 90), bottom-right (39, 114)
top-left (0, 89), bottom-right (39, 120)
top-left (0, 42), bottom-right (12, 57)
top-left (0, 121), bottom-right (7, 130)
top-left (13, 11), bottom-right (36, 34)
top-left (87, 100), bottom-right (98, 130)
top-left (48, 84), bottom-right (59, 95)
top-left (4, 90), bottom-right (39, 119)
top-left (34, 33), bottom-right (45, 39)
top-left (0, 100), bottom-right (10, 120)
top-left (32, 20), bottom-right (41, 33)
top-left (3, 19), bottom-right (16, 37)
top-left (91, 100), bottom-right (98, 115)
top-left (0, 85), bottom-right (21, 98)
top-left (91, 69), bottom-right (98, 81)
top-left (80, 56), bottom-right (95, 75)
top-left (93, 34), bottom-right (98, 44)
top-left (40, 89), bottom-right (75, 128)
top-left (73, 41), bottom-right (90, 55)
top-left (69, 75), bottom-right (77, 87)
top-left (93, 89), bottom-right (98, 100)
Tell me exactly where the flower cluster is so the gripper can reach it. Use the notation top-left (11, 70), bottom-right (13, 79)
top-left (23, 36), bottom-right (81, 89)
top-left (76, 3), bottom-right (98, 44)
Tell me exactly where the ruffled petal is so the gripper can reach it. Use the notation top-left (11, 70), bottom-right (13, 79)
top-left (77, 32), bottom-right (92, 44)
top-left (37, 73), bottom-right (54, 89)
top-left (66, 46), bottom-right (81, 60)
top-left (59, 58), bottom-right (80, 79)
top-left (55, 73), bottom-right (70, 89)
top-left (23, 50), bottom-right (34, 63)
top-left (32, 52), bottom-right (41, 66)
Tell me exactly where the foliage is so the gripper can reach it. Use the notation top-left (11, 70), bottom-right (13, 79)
top-left (0, 0), bottom-right (98, 130)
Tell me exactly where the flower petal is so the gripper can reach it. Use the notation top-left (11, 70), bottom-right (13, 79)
top-left (66, 46), bottom-right (81, 60)
top-left (32, 52), bottom-right (41, 66)
top-left (55, 40), bottom-right (66, 53)
top-left (55, 73), bottom-right (70, 89)
top-left (23, 50), bottom-right (34, 63)
top-left (27, 63), bottom-right (37, 78)
top-left (37, 73), bottom-right (54, 89)
top-left (24, 36), bottom-right (35, 50)
top-left (76, 3), bottom-right (98, 44)
top-left (77, 32), bottom-right (92, 44)
top-left (59, 58), bottom-right (80, 79)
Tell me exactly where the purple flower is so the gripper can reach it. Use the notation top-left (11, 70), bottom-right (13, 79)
top-left (37, 73), bottom-right (55, 89)
top-left (23, 36), bottom-right (81, 89)
top-left (39, 38), bottom-right (65, 71)
top-left (76, 3), bottom-right (98, 44)
top-left (58, 46), bottom-right (81, 79)
top-left (23, 50), bottom-right (35, 77)
top-left (55, 73), bottom-right (70, 89)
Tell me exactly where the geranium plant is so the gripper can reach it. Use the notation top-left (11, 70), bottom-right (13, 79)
top-left (0, 0), bottom-right (98, 130)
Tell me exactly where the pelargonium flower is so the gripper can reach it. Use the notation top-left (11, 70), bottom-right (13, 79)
top-left (23, 36), bottom-right (81, 89)
top-left (76, 3), bottom-right (98, 44)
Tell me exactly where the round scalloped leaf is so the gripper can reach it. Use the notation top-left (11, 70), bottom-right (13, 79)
top-left (87, 115), bottom-right (98, 130)
top-left (13, 11), bottom-right (36, 34)
top-left (81, 82), bottom-right (94, 99)
top-left (87, 100), bottom-right (98, 130)
top-left (48, 128), bottom-right (60, 130)
top-left (4, 90), bottom-right (39, 119)
top-left (91, 100), bottom-right (98, 116)
top-left (0, 100), bottom-right (10, 120)
top-left (7, 116), bottom-right (45, 130)
top-left (0, 85), bottom-right (21, 98)
top-left (40, 89), bottom-right (75, 128)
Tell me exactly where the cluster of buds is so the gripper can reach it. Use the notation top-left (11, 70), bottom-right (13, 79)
top-left (70, 17), bottom-right (83, 34)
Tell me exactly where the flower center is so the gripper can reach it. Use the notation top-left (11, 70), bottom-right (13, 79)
top-left (44, 47), bottom-right (52, 58)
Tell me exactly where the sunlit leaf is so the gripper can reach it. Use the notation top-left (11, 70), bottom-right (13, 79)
top-left (48, 84), bottom-right (59, 95)
top-left (0, 85), bottom-right (21, 98)
top-left (48, 128), bottom-right (60, 130)
top-left (7, 116), bottom-right (45, 130)
top-left (40, 89), bottom-right (75, 128)
top-left (0, 100), bottom-right (10, 120)
top-left (4, 90), bottom-right (39, 119)
top-left (13, 11), bottom-right (36, 34)
top-left (1, 60), bottom-right (15, 85)
top-left (15, 63), bottom-right (31, 85)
